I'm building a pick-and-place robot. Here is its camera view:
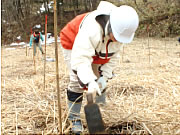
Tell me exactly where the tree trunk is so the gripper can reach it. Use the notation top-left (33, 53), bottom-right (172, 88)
top-left (73, 0), bottom-right (78, 16)
top-left (17, 0), bottom-right (24, 19)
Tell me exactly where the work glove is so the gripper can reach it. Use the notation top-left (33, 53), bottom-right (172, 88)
top-left (97, 76), bottom-right (107, 92)
top-left (88, 80), bottom-right (101, 98)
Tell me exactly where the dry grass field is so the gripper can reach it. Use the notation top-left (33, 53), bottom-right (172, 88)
top-left (1, 37), bottom-right (180, 134)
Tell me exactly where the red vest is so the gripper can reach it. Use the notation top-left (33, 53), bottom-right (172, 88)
top-left (60, 13), bottom-right (88, 50)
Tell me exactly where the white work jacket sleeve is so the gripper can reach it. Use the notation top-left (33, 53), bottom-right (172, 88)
top-left (71, 20), bottom-right (103, 85)
top-left (100, 45), bottom-right (122, 80)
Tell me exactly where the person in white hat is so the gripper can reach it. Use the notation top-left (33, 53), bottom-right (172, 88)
top-left (60, 1), bottom-right (139, 134)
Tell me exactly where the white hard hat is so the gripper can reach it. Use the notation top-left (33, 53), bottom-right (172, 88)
top-left (97, 1), bottom-right (117, 15)
top-left (110, 5), bottom-right (139, 43)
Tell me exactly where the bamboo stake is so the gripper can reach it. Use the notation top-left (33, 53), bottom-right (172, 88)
top-left (43, 15), bottom-right (47, 91)
top-left (33, 44), bottom-right (36, 74)
top-left (28, 28), bottom-right (33, 56)
top-left (26, 42), bottom-right (27, 56)
top-left (147, 24), bottom-right (151, 64)
top-left (165, 34), bottom-right (167, 55)
top-left (148, 32), bottom-right (150, 63)
top-left (122, 45), bottom-right (124, 63)
top-left (31, 28), bottom-right (36, 74)
top-left (54, 0), bottom-right (62, 134)
top-left (15, 103), bottom-right (18, 135)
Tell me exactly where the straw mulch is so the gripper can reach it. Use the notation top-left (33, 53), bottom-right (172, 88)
top-left (1, 38), bottom-right (180, 134)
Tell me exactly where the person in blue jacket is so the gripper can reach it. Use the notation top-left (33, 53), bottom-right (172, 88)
top-left (29, 30), bottom-right (44, 56)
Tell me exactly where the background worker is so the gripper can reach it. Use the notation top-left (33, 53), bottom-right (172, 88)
top-left (29, 30), bottom-right (44, 56)
top-left (60, 1), bottom-right (139, 134)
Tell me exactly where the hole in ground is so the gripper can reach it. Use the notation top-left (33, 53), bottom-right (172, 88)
top-left (106, 121), bottom-right (149, 134)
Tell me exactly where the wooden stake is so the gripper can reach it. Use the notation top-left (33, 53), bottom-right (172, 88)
top-left (164, 33), bottom-right (168, 55)
top-left (26, 43), bottom-right (27, 56)
top-left (148, 32), bottom-right (150, 63)
top-left (33, 56), bottom-right (36, 74)
top-left (33, 43), bottom-right (36, 74)
top-left (54, 0), bottom-right (62, 134)
top-left (43, 15), bottom-right (47, 91)
top-left (122, 45), bottom-right (124, 63)
top-left (147, 24), bottom-right (151, 64)
top-left (28, 28), bottom-right (33, 56)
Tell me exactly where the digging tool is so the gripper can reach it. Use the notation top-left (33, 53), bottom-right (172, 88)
top-left (84, 93), bottom-right (105, 134)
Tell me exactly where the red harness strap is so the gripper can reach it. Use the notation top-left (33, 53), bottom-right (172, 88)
top-left (92, 39), bottom-right (111, 65)
top-left (33, 32), bottom-right (40, 37)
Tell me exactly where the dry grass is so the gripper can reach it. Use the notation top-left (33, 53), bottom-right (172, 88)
top-left (1, 38), bottom-right (180, 134)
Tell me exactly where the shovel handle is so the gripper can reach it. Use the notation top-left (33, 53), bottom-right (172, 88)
top-left (86, 83), bottom-right (102, 104)
top-left (86, 93), bottom-right (93, 104)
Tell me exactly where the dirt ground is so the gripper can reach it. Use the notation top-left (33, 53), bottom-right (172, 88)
top-left (1, 38), bottom-right (180, 134)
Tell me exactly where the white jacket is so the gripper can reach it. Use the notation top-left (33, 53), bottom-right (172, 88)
top-left (71, 1), bottom-right (123, 85)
